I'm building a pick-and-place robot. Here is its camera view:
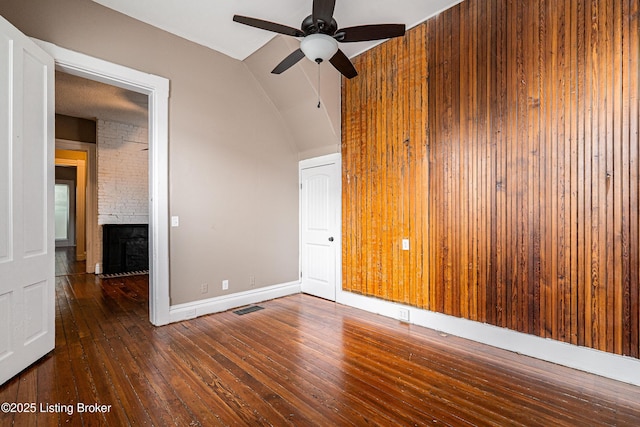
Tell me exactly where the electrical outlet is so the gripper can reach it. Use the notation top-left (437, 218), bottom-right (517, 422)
top-left (200, 283), bottom-right (208, 294)
top-left (222, 279), bottom-right (229, 290)
top-left (399, 308), bottom-right (410, 322)
top-left (402, 239), bottom-right (410, 251)
top-left (249, 275), bottom-right (255, 288)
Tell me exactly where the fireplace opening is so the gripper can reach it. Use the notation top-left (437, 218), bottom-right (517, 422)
top-left (102, 224), bottom-right (149, 275)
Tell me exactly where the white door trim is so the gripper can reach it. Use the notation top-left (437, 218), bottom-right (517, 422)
top-left (299, 153), bottom-right (342, 301)
top-left (33, 39), bottom-right (171, 326)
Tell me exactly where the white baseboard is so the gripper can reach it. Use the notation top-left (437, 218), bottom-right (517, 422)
top-left (336, 289), bottom-right (640, 387)
top-left (169, 281), bottom-right (301, 323)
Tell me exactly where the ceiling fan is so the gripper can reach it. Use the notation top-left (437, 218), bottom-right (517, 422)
top-left (233, 0), bottom-right (406, 79)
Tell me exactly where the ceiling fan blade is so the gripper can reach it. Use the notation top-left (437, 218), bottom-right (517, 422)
top-left (233, 15), bottom-right (305, 37)
top-left (329, 49), bottom-right (358, 79)
top-left (312, 0), bottom-right (336, 25)
top-left (335, 24), bottom-right (406, 42)
top-left (271, 49), bottom-right (306, 74)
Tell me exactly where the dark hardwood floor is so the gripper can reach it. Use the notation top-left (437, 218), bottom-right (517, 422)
top-left (2, 258), bottom-right (640, 425)
top-left (55, 247), bottom-right (86, 277)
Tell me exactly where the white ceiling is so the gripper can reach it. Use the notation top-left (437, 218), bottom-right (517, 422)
top-left (91, 0), bottom-right (462, 60)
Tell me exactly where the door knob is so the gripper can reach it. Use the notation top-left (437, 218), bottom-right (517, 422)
top-left (328, 237), bottom-right (334, 242)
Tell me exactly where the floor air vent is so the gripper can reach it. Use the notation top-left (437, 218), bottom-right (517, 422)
top-left (233, 306), bottom-right (264, 315)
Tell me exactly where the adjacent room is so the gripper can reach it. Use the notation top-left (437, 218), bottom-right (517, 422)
top-left (1, 0), bottom-right (640, 425)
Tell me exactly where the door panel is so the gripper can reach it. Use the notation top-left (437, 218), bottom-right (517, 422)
top-left (307, 244), bottom-right (329, 282)
top-left (22, 50), bottom-right (48, 255)
top-left (0, 293), bottom-right (11, 360)
top-left (0, 15), bottom-right (55, 385)
top-left (300, 156), bottom-right (340, 301)
top-left (24, 281), bottom-right (47, 344)
top-left (0, 29), bottom-right (10, 263)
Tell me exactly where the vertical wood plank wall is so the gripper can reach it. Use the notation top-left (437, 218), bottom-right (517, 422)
top-left (342, 0), bottom-right (640, 358)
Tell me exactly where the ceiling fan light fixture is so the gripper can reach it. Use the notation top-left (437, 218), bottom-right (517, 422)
top-left (300, 33), bottom-right (338, 63)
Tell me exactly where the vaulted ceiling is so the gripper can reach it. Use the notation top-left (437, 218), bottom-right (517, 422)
top-left (57, 0), bottom-right (462, 138)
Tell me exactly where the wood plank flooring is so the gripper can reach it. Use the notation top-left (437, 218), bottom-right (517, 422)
top-left (1, 271), bottom-right (640, 426)
top-left (54, 247), bottom-right (86, 276)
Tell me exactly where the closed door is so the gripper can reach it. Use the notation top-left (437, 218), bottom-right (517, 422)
top-left (300, 154), bottom-right (340, 301)
top-left (0, 16), bottom-right (55, 385)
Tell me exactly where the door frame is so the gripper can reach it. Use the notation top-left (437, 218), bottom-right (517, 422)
top-left (298, 153), bottom-right (342, 301)
top-left (34, 39), bottom-right (172, 326)
top-left (56, 140), bottom-right (95, 266)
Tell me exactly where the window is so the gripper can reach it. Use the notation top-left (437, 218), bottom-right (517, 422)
top-left (55, 183), bottom-right (70, 241)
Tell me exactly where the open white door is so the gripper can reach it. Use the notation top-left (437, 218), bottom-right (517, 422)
top-left (300, 154), bottom-right (341, 301)
top-left (0, 16), bottom-right (55, 385)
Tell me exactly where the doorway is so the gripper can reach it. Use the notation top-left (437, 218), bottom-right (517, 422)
top-left (35, 39), bottom-right (171, 326)
top-left (299, 153), bottom-right (341, 301)
top-left (55, 140), bottom-right (94, 270)
top-left (56, 70), bottom-right (150, 277)
top-left (54, 177), bottom-right (75, 247)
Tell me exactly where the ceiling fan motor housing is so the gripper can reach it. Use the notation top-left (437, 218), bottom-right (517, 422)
top-left (301, 15), bottom-right (338, 35)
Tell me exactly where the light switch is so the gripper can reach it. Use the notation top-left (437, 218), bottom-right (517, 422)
top-left (402, 239), bottom-right (410, 250)
top-left (171, 216), bottom-right (179, 227)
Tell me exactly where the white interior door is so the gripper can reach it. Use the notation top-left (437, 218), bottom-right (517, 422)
top-left (300, 154), bottom-right (341, 301)
top-left (0, 16), bottom-right (55, 385)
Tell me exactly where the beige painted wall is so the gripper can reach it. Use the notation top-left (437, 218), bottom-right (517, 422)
top-left (0, 0), bottom-right (300, 304)
top-left (244, 36), bottom-right (341, 160)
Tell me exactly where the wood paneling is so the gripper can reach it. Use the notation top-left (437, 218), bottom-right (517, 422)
top-left (342, 0), bottom-right (640, 358)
